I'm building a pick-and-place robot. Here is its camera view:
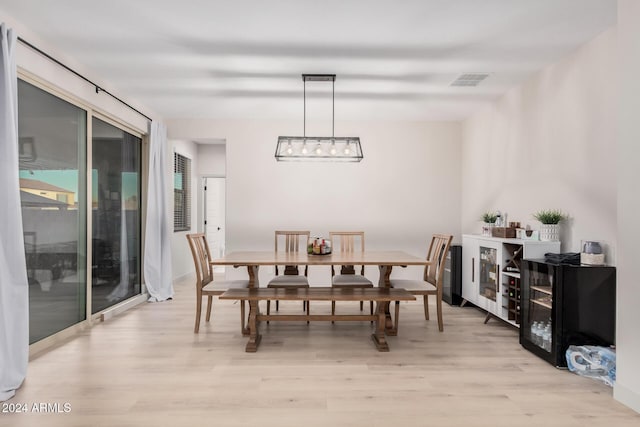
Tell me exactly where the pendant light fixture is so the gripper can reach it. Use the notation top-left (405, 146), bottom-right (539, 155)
top-left (275, 74), bottom-right (363, 162)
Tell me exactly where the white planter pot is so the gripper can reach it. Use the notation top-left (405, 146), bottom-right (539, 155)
top-left (539, 224), bottom-right (560, 241)
top-left (482, 223), bottom-right (494, 236)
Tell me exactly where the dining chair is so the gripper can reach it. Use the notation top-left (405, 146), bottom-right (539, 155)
top-left (329, 231), bottom-right (374, 317)
top-left (390, 233), bottom-right (453, 332)
top-left (186, 233), bottom-right (249, 333)
top-left (266, 230), bottom-right (310, 316)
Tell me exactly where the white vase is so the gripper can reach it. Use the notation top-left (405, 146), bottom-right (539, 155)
top-left (539, 224), bottom-right (560, 241)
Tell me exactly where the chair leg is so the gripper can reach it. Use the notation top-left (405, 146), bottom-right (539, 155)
top-left (205, 295), bottom-right (213, 321)
top-left (436, 295), bottom-right (444, 332)
top-left (423, 295), bottom-right (430, 320)
top-left (276, 300), bottom-right (279, 311)
top-left (370, 301), bottom-right (374, 316)
top-left (267, 300), bottom-right (271, 324)
top-left (394, 301), bottom-right (400, 333)
top-left (240, 300), bottom-right (246, 333)
top-left (360, 301), bottom-right (364, 311)
top-left (194, 296), bottom-right (202, 333)
top-left (331, 301), bottom-right (336, 324)
top-left (306, 300), bottom-right (310, 324)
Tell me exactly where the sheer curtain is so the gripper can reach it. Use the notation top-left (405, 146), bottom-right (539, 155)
top-left (0, 23), bottom-right (29, 401)
top-left (144, 121), bottom-right (173, 301)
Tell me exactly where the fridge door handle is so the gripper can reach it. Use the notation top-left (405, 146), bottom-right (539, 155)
top-left (496, 264), bottom-right (500, 290)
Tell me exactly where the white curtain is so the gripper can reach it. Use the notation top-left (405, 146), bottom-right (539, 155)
top-left (144, 121), bottom-right (173, 301)
top-left (0, 23), bottom-right (29, 402)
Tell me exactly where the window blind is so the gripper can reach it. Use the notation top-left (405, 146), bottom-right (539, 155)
top-left (174, 152), bottom-right (191, 231)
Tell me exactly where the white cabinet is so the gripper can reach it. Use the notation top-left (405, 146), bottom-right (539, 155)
top-left (461, 235), bottom-right (560, 327)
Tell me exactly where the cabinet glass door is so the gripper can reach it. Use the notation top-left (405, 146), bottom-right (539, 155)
top-left (478, 246), bottom-right (498, 302)
top-left (522, 262), bottom-right (555, 354)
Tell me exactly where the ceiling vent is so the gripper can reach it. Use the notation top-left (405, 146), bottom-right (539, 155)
top-left (450, 73), bottom-right (489, 87)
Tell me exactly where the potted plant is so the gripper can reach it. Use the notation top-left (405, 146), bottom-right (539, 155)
top-left (481, 211), bottom-right (498, 224)
top-left (481, 211), bottom-right (498, 236)
top-left (533, 209), bottom-right (566, 241)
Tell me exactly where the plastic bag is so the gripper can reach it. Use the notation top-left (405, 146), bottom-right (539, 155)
top-left (565, 345), bottom-right (616, 386)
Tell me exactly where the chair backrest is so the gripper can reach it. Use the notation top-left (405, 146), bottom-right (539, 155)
top-left (274, 230), bottom-right (310, 276)
top-left (186, 233), bottom-right (213, 293)
top-left (423, 234), bottom-right (454, 287)
top-left (329, 231), bottom-right (365, 276)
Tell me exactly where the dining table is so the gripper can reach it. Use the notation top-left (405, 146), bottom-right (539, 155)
top-left (210, 250), bottom-right (428, 335)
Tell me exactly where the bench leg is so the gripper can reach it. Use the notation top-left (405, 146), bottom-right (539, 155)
top-left (371, 302), bottom-right (390, 352)
top-left (382, 301), bottom-right (397, 336)
top-left (245, 300), bottom-right (262, 352)
top-left (241, 300), bottom-right (249, 336)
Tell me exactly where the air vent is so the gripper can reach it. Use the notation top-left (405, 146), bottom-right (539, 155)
top-left (450, 73), bottom-right (489, 87)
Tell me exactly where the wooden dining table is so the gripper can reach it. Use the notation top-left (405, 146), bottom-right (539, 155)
top-left (210, 250), bottom-right (428, 335)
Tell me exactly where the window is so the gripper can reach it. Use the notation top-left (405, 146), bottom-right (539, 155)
top-left (174, 153), bottom-right (191, 231)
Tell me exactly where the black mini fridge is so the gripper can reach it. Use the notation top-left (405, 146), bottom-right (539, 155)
top-left (443, 245), bottom-right (462, 306)
top-left (520, 259), bottom-right (616, 367)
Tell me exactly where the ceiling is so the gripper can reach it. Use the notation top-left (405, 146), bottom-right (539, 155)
top-left (2, 0), bottom-right (616, 121)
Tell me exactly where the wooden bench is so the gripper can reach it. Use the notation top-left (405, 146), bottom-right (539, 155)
top-left (219, 287), bottom-right (415, 352)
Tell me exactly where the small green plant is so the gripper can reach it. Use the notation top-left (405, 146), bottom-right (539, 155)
top-left (533, 209), bottom-right (566, 224)
top-left (481, 211), bottom-right (498, 224)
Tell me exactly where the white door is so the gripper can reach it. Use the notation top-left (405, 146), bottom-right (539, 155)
top-left (204, 177), bottom-right (225, 271)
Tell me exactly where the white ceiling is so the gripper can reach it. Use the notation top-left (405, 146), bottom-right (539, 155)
top-left (2, 0), bottom-right (616, 121)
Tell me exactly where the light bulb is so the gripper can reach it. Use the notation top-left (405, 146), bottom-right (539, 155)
top-left (329, 144), bottom-right (337, 156)
top-left (285, 143), bottom-right (293, 155)
top-left (344, 144), bottom-right (351, 155)
top-left (314, 144), bottom-right (323, 155)
top-left (301, 144), bottom-right (308, 155)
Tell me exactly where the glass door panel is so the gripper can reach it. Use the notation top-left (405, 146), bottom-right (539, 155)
top-left (478, 246), bottom-right (498, 302)
top-left (18, 80), bottom-right (87, 344)
top-left (522, 262), bottom-right (555, 353)
top-left (91, 118), bottom-right (141, 313)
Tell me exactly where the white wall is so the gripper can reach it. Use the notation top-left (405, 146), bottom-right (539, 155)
top-left (461, 28), bottom-right (617, 260)
top-left (615, 0), bottom-right (640, 413)
top-left (197, 144), bottom-right (226, 176)
top-left (1, 9), bottom-right (159, 132)
top-left (167, 119), bottom-right (462, 285)
top-left (170, 140), bottom-right (199, 280)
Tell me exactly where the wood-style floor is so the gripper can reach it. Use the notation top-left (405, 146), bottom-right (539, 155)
top-left (4, 276), bottom-right (639, 427)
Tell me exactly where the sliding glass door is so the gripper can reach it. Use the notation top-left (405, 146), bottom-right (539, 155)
top-left (18, 80), bottom-right (87, 344)
top-left (91, 118), bottom-right (142, 313)
top-left (17, 79), bottom-right (144, 343)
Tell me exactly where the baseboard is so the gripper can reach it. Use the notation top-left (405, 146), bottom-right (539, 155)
top-left (173, 271), bottom-right (194, 282)
top-left (29, 321), bottom-right (90, 360)
top-left (614, 382), bottom-right (640, 414)
top-left (99, 292), bottom-right (149, 322)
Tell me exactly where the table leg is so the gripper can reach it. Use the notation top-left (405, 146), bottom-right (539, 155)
top-left (242, 265), bottom-right (260, 336)
top-left (247, 265), bottom-right (259, 288)
top-left (378, 265), bottom-right (397, 335)
top-left (371, 301), bottom-right (390, 352)
top-left (245, 299), bottom-right (262, 352)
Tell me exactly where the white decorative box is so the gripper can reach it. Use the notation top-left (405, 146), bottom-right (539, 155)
top-left (581, 253), bottom-right (605, 265)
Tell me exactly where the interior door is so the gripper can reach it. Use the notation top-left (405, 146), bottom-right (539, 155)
top-left (204, 177), bottom-right (225, 271)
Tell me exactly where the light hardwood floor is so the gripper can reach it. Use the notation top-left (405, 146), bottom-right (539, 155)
top-left (3, 275), bottom-right (639, 427)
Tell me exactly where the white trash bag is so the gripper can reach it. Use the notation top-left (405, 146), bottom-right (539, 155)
top-left (565, 345), bottom-right (616, 387)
